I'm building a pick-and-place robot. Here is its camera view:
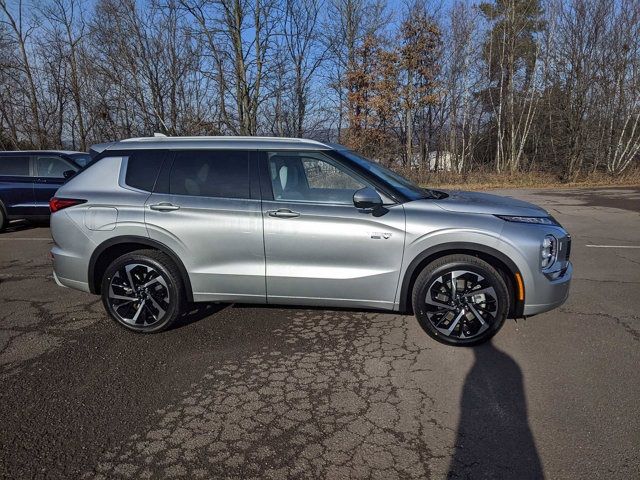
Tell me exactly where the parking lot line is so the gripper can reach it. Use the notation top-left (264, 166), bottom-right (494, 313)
top-left (0, 238), bottom-right (51, 240)
top-left (586, 244), bottom-right (640, 248)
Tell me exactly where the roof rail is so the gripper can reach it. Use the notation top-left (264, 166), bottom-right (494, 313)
top-left (105, 135), bottom-right (336, 150)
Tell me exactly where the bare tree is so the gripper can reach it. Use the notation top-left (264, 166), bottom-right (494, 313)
top-left (40, 0), bottom-right (89, 149)
top-left (541, 0), bottom-right (640, 178)
top-left (0, 0), bottom-right (637, 179)
top-left (442, 1), bottom-right (482, 172)
top-left (91, 0), bottom-right (210, 138)
top-left (601, 0), bottom-right (640, 174)
top-left (282, 0), bottom-right (326, 137)
top-left (179, 0), bottom-right (278, 135)
top-left (398, 1), bottom-right (440, 167)
top-left (0, 0), bottom-right (47, 147)
top-left (323, 0), bottom-right (387, 142)
top-left (480, 0), bottom-right (544, 172)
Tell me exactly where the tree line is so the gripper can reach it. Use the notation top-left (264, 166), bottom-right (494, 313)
top-left (1, 0), bottom-right (639, 179)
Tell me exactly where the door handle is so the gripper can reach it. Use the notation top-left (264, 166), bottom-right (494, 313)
top-left (268, 208), bottom-right (300, 218)
top-left (149, 203), bottom-right (180, 212)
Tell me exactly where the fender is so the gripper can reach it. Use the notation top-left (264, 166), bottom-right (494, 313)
top-left (398, 241), bottom-right (523, 314)
top-left (88, 235), bottom-right (194, 302)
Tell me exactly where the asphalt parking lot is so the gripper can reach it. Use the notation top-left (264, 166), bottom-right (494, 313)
top-left (1, 187), bottom-right (639, 480)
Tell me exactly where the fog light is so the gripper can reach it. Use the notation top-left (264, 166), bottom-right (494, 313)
top-left (541, 235), bottom-right (557, 269)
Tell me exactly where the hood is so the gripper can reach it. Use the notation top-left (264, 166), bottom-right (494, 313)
top-left (432, 190), bottom-right (549, 216)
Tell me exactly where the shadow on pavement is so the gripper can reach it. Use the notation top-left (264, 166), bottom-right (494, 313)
top-left (447, 341), bottom-right (544, 479)
top-left (1, 219), bottom-right (44, 234)
top-left (170, 302), bottom-right (229, 330)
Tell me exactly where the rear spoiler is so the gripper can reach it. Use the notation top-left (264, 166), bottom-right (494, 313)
top-left (89, 142), bottom-right (115, 158)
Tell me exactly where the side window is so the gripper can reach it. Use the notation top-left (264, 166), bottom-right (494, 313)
top-left (36, 156), bottom-right (75, 178)
top-left (170, 150), bottom-right (250, 199)
top-left (125, 150), bottom-right (167, 192)
top-left (0, 156), bottom-right (30, 176)
top-left (301, 158), bottom-right (365, 190)
top-left (268, 152), bottom-right (366, 204)
top-left (70, 153), bottom-right (91, 167)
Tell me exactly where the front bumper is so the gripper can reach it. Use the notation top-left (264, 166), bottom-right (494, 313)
top-left (523, 261), bottom-right (572, 316)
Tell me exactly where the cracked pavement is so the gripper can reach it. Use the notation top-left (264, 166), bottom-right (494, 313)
top-left (1, 187), bottom-right (639, 479)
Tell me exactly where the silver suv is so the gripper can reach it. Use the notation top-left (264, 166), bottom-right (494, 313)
top-left (50, 136), bottom-right (572, 346)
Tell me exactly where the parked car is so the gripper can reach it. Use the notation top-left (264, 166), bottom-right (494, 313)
top-left (0, 151), bottom-right (88, 231)
top-left (49, 136), bottom-right (572, 346)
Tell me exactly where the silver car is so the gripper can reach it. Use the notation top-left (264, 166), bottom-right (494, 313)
top-left (49, 136), bottom-right (572, 346)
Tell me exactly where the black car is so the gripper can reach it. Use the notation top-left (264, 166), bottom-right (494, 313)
top-left (0, 151), bottom-right (90, 231)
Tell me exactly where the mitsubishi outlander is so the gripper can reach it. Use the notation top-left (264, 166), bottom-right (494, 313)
top-left (49, 136), bottom-right (572, 346)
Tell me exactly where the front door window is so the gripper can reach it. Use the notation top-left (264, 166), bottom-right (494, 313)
top-left (267, 152), bottom-right (366, 205)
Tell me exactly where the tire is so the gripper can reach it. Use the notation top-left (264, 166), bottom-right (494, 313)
top-left (101, 249), bottom-right (185, 333)
top-left (0, 204), bottom-right (6, 232)
top-left (412, 254), bottom-right (509, 347)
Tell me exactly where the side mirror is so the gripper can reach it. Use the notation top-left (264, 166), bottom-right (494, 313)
top-left (353, 187), bottom-right (383, 210)
top-left (63, 170), bottom-right (76, 179)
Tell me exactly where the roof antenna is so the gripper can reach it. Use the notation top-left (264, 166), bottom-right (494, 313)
top-left (153, 132), bottom-right (167, 137)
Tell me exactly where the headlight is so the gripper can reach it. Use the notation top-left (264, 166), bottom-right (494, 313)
top-left (541, 235), bottom-right (558, 269)
top-left (496, 215), bottom-right (558, 225)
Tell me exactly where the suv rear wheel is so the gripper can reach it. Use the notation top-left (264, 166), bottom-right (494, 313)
top-left (412, 254), bottom-right (509, 346)
top-left (101, 249), bottom-right (184, 333)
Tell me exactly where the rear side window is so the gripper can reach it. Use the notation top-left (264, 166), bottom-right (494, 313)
top-left (169, 151), bottom-right (249, 199)
top-left (0, 156), bottom-right (30, 176)
top-left (125, 151), bottom-right (167, 192)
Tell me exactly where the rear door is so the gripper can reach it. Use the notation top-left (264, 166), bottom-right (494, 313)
top-left (145, 149), bottom-right (266, 303)
top-left (0, 154), bottom-right (35, 217)
top-left (33, 155), bottom-right (78, 214)
top-left (260, 151), bottom-right (406, 310)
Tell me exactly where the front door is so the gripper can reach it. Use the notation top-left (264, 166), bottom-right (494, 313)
top-left (144, 149), bottom-right (265, 303)
top-left (261, 151), bottom-right (406, 310)
top-left (33, 155), bottom-right (78, 214)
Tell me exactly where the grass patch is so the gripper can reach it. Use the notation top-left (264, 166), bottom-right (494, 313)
top-left (398, 167), bottom-right (640, 191)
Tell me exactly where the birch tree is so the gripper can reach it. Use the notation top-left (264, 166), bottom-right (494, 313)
top-left (480, 0), bottom-right (544, 172)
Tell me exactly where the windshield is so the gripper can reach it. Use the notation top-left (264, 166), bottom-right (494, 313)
top-left (340, 150), bottom-right (434, 200)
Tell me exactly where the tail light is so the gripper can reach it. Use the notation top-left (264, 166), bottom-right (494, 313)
top-left (49, 197), bottom-right (86, 213)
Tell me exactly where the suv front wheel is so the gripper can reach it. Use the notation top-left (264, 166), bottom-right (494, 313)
top-left (412, 254), bottom-right (509, 346)
top-left (101, 249), bottom-right (184, 332)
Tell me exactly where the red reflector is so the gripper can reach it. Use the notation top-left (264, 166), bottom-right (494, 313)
top-left (49, 197), bottom-right (86, 213)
